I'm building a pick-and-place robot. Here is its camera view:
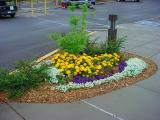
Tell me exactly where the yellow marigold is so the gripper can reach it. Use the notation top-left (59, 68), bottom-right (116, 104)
top-left (55, 63), bottom-right (60, 68)
top-left (107, 54), bottom-right (112, 58)
top-left (96, 65), bottom-right (102, 70)
top-left (66, 70), bottom-right (71, 75)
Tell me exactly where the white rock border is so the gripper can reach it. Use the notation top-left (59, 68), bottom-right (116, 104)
top-left (48, 58), bottom-right (148, 92)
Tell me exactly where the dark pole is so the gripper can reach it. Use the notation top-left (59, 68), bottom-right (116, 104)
top-left (108, 14), bottom-right (118, 41)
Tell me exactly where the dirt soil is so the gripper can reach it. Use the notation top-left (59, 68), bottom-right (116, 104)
top-left (0, 53), bottom-right (157, 104)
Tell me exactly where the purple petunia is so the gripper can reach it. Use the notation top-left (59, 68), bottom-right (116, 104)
top-left (73, 75), bottom-right (94, 84)
top-left (73, 75), bottom-right (107, 84)
top-left (108, 72), bottom-right (113, 77)
top-left (119, 60), bottom-right (127, 72)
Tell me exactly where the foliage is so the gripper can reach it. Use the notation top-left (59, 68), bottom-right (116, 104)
top-left (69, 16), bottom-right (80, 31)
top-left (0, 61), bottom-right (50, 98)
top-left (85, 37), bottom-right (126, 55)
top-left (49, 4), bottom-right (93, 55)
top-left (49, 31), bottom-right (88, 54)
top-left (106, 37), bottom-right (126, 53)
top-left (85, 37), bottom-right (106, 55)
top-left (68, 3), bottom-right (76, 12)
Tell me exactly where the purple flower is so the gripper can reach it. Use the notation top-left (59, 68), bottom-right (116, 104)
top-left (119, 60), bottom-right (127, 72)
top-left (73, 75), bottom-right (95, 84)
top-left (108, 72), bottom-right (113, 77)
top-left (73, 74), bottom-right (107, 84)
top-left (95, 75), bottom-right (106, 80)
top-left (120, 47), bottom-right (126, 53)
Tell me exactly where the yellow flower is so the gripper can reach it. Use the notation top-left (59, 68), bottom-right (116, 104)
top-left (88, 69), bottom-right (92, 74)
top-left (76, 68), bottom-right (80, 73)
top-left (83, 63), bottom-right (87, 66)
top-left (96, 65), bottom-right (102, 70)
top-left (107, 54), bottom-right (112, 58)
top-left (60, 69), bottom-right (64, 72)
top-left (55, 63), bottom-right (60, 68)
top-left (66, 70), bottom-right (71, 75)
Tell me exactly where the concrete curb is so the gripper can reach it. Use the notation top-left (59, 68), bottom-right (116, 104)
top-left (95, 2), bottom-right (106, 5)
top-left (35, 49), bottom-right (60, 63)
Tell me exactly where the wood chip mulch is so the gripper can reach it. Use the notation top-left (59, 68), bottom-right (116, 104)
top-left (0, 53), bottom-right (158, 104)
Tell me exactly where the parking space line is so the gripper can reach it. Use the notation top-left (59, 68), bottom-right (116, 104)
top-left (35, 17), bottom-right (69, 26)
top-left (134, 16), bottom-right (160, 23)
top-left (81, 100), bottom-right (124, 120)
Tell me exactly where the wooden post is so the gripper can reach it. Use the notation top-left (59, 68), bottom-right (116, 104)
top-left (108, 14), bottom-right (118, 41)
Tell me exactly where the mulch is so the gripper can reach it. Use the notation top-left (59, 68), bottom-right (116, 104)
top-left (0, 53), bottom-right (157, 104)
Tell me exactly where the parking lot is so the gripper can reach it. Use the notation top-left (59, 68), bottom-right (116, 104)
top-left (0, 0), bottom-right (160, 69)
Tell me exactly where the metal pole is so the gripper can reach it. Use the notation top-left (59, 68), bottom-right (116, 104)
top-left (16, 0), bottom-right (18, 6)
top-left (31, 0), bottom-right (34, 16)
top-left (44, 0), bottom-right (47, 15)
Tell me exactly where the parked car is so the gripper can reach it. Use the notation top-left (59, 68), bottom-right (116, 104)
top-left (117, 0), bottom-right (140, 2)
top-left (65, 0), bottom-right (95, 8)
top-left (0, 0), bottom-right (17, 18)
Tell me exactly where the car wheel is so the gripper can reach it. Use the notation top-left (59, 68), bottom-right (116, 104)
top-left (10, 14), bottom-right (15, 18)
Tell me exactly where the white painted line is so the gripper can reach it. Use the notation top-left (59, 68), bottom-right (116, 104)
top-left (36, 18), bottom-right (69, 27)
top-left (87, 28), bottom-right (108, 31)
top-left (81, 100), bottom-right (124, 120)
top-left (134, 16), bottom-right (160, 23)
top-left (142, 16), bottom-right (160, 21)
top-left (88, 21), bottom-right (109, 27)
top-left (94, 18), bottom-right (106, 21)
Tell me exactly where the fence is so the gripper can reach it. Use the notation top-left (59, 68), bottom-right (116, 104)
top-left (16, 0), bottom-right (59, 16)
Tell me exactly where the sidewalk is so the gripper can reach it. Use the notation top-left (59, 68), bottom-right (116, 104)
top-left (1, 23), bottom-right (160, 120)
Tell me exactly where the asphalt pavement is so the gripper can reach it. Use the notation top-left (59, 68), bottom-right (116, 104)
top-left (1, 0), bottom-right (160, 120)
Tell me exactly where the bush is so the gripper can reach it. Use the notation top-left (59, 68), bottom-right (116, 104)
top-left (106, 37), bottom-right (126, 53)
top-left (49, 31), bottom-right (88, 54)
top-left (85, 37), bottom-right (126, 55)
top-left (49, 4), bottom-right (92, 55)
top-left (0, 61), bottom-right (50, 98)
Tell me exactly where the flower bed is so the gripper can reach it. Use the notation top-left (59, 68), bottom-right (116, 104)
top-left (0, 52), bottom-right (157, 103)
top-left (44, 52), bottom-right (148, 92)
top-left (54, 58), bottom-right (148, 92)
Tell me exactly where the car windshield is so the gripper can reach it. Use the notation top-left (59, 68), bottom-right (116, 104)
top-left (0, 1), bottom-right (6, 6)
top-left (0, 1), bottom-right (15, 6)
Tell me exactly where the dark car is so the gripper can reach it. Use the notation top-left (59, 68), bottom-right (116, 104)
top-left (0, 0), bottom-right (17, 18)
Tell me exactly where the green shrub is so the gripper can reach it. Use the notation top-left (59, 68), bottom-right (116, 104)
top-left (85, 37), bottom-right (126, 55)
top-left (49, 4), bottom-right (92, 55)
top-left (49, 31), bottom-right (88, 54)
top-left (85, 37), bottom-right (103, 55)
top-left (0, 61), bottom-right (50, 98)
top-left (106, 37), bottom-right (126, 53)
